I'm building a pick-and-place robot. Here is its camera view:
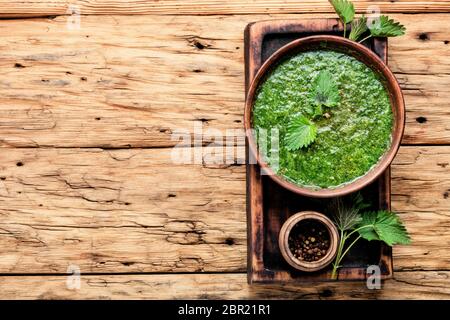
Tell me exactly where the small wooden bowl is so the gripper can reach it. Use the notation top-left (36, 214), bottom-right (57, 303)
top-left (278, 211), bottom-right (339, 272)
top-left (244, 35), bottom-right (405, 198)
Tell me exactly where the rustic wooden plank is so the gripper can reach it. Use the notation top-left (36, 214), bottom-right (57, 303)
top-left (0, 272), bottom-right (449, 299)
top-left (0, 146), bottom-right (448, 273)
top-left (0, 147), bottom-right (247, 273)
top-left (0, 14), bottom-right (449, 147)
top-left (0, 15), bottom-right (244, 148)
top-left (1, 1), bottom-right (450, 18)
top-left (392, 147), bottom-right (450, 271)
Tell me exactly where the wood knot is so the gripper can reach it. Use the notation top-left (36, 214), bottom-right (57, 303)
top-left (416, 117), bottom-right (427, 124)
top-left (187, 36), bottom-right (212, 50)
top-left (319, 289), bottom-right (334, 298)
top-left (438, 162), bottom-right (449, 168)
top-left (225, 238), bottom-right (235, 246)
top-left (418, 33), bottom-right (429, 41)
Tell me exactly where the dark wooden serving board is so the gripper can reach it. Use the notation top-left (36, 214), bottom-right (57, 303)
top-left (244, 19), bottom-right (393, 283)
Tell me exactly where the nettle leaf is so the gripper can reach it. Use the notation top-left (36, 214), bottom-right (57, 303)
top-left (368, 15), bottom-right (406, 38)
top-left (313, 70), bottom-right (340, 108)
top-left (329, 0), bottom-right (355, 24)
top-left (285, 115), bottom-right (317, 151)
top-left (351, 192), bottom-right (371, 211)
top-left (357, 212), bottom-right (382, 241)
top-left (330, 198), bottom-right (362, 232)
top-left (349, 15), bottom-right (368, 41)
top-left (357, 211), bottom-right (411, 246)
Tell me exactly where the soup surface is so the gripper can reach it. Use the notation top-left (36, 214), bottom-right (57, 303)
top-left (253, 50), bottom-right (393, 189)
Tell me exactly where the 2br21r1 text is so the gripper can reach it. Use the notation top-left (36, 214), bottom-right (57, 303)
top-left (178, 304), bottom-right (270, 318)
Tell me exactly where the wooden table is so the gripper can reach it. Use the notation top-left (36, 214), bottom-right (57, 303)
top-left (0, 0), bottom-right (449, 299)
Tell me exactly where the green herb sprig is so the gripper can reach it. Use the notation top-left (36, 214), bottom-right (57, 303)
top-left (330, 194), bottom-right (410, 280)
top-left (349, 15), bottom-right (368, 41)
top-left (360, 15), bottom-right (406, 43)
top-left (312, 70), bottom-right (340, 109)
top-left (329, 0), bottom-right (355, 38)
top-left (328, 0), bottom-right (406, 42)
top-left (285, 70), bottom-right (339, 150)
top-left (285, 115), bottom-right (317, 151)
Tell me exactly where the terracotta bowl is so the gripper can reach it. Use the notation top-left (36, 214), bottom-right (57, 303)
top-left (244, 35), bottom-right (405, 198)
top-left (278, 211), bottom-right (339, 272)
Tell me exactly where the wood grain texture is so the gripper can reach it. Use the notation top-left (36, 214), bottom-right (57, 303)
top-left (0, 146), bottom-right (448, 273)
top-left (1, 1), bottom-right (450, 18)
top-left (0, 272), bottom-right (449, 299)
top-left (0, 147), bottom-right (246, 273)
top-left (0, 14), bottom-right (449, 148)
top-left (392, 147), bottom-right (450, 271)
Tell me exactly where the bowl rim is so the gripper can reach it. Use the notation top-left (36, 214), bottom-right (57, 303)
top-left (278, 211), bottom-right (340, 272)
top-left (244, 35), bottom-right (405, 198)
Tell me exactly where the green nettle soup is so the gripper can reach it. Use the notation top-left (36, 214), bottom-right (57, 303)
top-left (253, 50), bottom-right (393, 189)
